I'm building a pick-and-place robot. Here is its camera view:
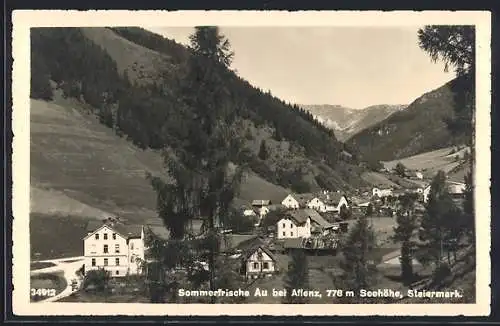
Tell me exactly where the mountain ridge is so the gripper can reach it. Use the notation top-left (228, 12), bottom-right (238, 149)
top-left (301, 103), bottom-right (407, 141)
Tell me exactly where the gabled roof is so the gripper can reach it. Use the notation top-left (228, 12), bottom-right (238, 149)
top-left (252, 200), bottom-right (271, 206)
top-left (306, 209), bottom-right (334, 228)
top-left (84, 221), bottom-right (143, 241)
top-left (235, 236), bottom-right (276, 261)
top-left (289, 193), bottom-right (315, 206)
top-left (284, 209), bottom-right (310, 225)
top-left (316, 192), bottom-right (346, 205)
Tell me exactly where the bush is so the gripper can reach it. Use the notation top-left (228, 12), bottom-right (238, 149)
top-left (431, 262), bottom-right (451, 287)
top-left (83, 268), bottom-right (111, 292)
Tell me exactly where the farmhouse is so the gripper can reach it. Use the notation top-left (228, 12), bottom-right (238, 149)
top-left (228, 237), bottom-right (279, 279)
top-left (281, 193), bottom-right (315, 209)
top-left (277, 208), bottom-right (335, 239)
top-left (251, 200), bottom-right (272, 208)
top-left (372, 187), bottom-right (393, 198)
top-left (306, 191), bottom-right (348, 213)
top-left (83, 220), bottom-right (145, 277)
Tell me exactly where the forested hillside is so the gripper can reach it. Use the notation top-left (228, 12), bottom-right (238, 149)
top-left (347, 77), bottom-right (472, 162)
top-left (31, 27), bottom-right (367, 193)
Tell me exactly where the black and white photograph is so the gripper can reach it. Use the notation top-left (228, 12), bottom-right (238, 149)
top-left (12, 10), bottom-right (491, 316)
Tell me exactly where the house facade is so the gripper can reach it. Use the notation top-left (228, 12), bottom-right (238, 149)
top-left (281, 194), bottom-right (300, 209)
top-left (307, 192), bottom-right (349, 213)
top-left (277, 210), bottom-right (311, 239)
top-left (242, 246), bottom-right (277, 279)
top-left (372, 187), bottom-right (393, 198)
top-left (83, 222), bottom-right (145, 277)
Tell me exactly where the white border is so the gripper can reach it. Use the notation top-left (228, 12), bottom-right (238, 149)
top-left (12, 10), bottom-right (491, 316)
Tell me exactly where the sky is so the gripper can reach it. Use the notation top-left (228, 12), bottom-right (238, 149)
top-left (145, 26), bottom-right (455, 109)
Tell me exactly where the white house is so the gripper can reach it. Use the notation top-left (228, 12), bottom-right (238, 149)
top-left (277, 208), bottom-right (335, 239)
top-left (372, 187), bottom-right (393, 198)
top-left (83, 221), bottom-right (145, 277)
top-left (243, 208), bottom-right (257, 217)
top-left (281, 193), bottom-right (315, 209)
top-left (307, 192), bottom-right (349, 213)
top-left (232, 237), bottom-right (278, 279)
top-left (447, 181), bottom-right (466, 195)
top-left (423, 185), bottom-right (432, 203)
top-left (277, 210), bottom-right (311, 239)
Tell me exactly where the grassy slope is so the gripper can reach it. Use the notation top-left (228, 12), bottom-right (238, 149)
top-left (382, 146), bottom-right (470, 179)
top-left (31, 97), bottom-right (289, 216)
top-left (348, 79), bottom-right (460, 161)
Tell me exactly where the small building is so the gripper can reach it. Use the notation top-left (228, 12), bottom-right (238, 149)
top-left (372, 187), bottom-right (393, 198)
top-left (281, 193), bottom-right (315, 209)
top-left (83, 220), bottom-right (145, 277)
top-left (229, 237), bottom-right (279, 280)
top-left (306, 191), bottom-right (349, 213)
top-left (251, 200), bottom-right (272, 209)
top-left (277, 208), bottom-right (336, 239)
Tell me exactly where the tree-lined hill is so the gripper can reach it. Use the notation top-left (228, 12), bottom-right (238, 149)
top-left (346, 78), bottom-right (471, 162)
top-left (30, 26), bottom-right (368, 209)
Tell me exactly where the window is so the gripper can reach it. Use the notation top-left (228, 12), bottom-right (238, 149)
top-left (112, 233), bottom-right (116, 240)
top-left (253, 262), bottom-right (259, 269)
top-left (103, 258), bottom-right (108, 266)
top-left (103, 233), bottom-right (108, 240)
top-left (130, 256), bottom-right (134, 263)
top-left (115, 271), bottom-right (119, 275)
top-left (115, 258), bottom-right (120, 266)
top-left (103, 244), bottom-right (108, 253)
top-left (95, 234), bottom-right (99, 240)
top-left (263, 262), bottom-right (269, 270)
top-left (115, 244), bottom-right (120, 253)
top-left (282, 223), bottom-right (285, 228)
top-left (290, 223), bottom-right (293, 228)
top-left (291, 232), bottom-right (294, 237)
top-left (131, 242), bottom-right (134, 250)
top-left (282, 232), bottom-right (285, 237)
top-left (91, 258), bottom-right (96, 266)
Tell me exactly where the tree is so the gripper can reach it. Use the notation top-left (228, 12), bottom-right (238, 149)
top-left (283, 249), bottom-right (309, 304)
top-left (222, 209), bottom-right (256, 233)
top-left (83, 268), bottom-right (111, 292)
top-left (395, 162), bottom-right (406, 178)
top-left (417, 26), bottom-right (475, 143)
top-left (416, 171), bottom-right (458, 267)
top-left (258, 139), bottom-right (269, 160)
top-left (462, 171), bottom-right (474, 243)
top-left (339, 204), bottom-right (351, 220)
top-left (392, 194), bottom-right (419, 285)
top-left (146, 26), bottom-right (245, 303)
top-left (337, 215), bottom-right (378, 302)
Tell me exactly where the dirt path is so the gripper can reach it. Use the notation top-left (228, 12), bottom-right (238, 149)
top-left (31, 256), bottom-right (85, 302)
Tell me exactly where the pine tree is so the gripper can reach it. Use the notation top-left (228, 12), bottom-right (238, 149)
top-left (392, 194), bottom-right (419, 285)
top-left (337, 215), bottom-right (377, 302)
top-left (462, 171), bottom-right (474, 243)
top-left (283, 249), bottom-right (309, 304)
top-left (146, 26), bottom-right (244, 303)
top-left (416, 170), bottom-right (457, 267)
top-left (258, 139), bottom-right (269, 160)
top-left (395, 162), bottom-right (406, 178)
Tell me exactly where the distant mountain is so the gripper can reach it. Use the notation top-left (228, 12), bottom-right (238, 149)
top-left (301, 104), bottom-right (406, 141)
top-left (347, 78), bottom-right (467, 162)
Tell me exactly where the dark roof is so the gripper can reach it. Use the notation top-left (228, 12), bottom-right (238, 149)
top-left (220, 234), bottom-right (258, 252)
top-left (266, 204), bottom-right (286, 211)
top-left (291, 193), bottom-right (315, 206)
top-left (235, 236), bottom-right (276, 261)
top-left (317, 192), bottom-right (345, 205)
top-left (85, 221), bottom-right (143, 239)
top-left (306, 209), bottom-right (334, 228)
top-left (252, 200), bottom-right (271, 206)
top-left (284, 210), bottom-right (310, 225)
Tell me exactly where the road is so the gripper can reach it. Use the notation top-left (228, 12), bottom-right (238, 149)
top-left (31, 256), bottom-right (84, 303)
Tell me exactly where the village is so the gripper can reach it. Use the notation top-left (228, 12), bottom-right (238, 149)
top-left (30, 163), bottom-right (467, 303)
